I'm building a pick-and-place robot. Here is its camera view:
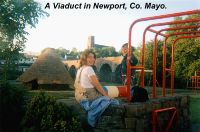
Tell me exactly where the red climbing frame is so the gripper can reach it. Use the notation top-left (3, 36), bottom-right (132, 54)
top-left (154, 33), bottom-right (200, 96)
top-left (171, 35), bottom-right (200, 95)
top-left (160, 29), bottom-right (200, 96)
top-left (142, 19), bottom-right (200, 97)
top-left (155, 29), bottom-right (200, 96)
top-left (127, 10), bottom-right (200, 101)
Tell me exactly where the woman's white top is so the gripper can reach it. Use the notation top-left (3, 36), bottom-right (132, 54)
top-left (77, 66), bottom-right (96, 89)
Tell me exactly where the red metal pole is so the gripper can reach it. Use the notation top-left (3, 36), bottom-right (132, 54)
top-left (152, 34), bottom-right (159, 98)
top-left (163, 38), bottom-right (168, 97)
top-left (166, 110), bottom-right (177, 132)
top-left (141, 27), bottom-right (167, 89)
top-left (151, 107), bottom-right (177, 132)
top-left (166, 30), bottom-right (200, 37)
top-left (141, 27), bottom-right (166, 88)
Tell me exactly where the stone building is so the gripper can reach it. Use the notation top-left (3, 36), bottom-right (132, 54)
top-left (86, 36), bottom-right (111, 49)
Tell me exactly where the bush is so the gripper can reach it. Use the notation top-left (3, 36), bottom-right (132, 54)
top-left (0, 82), bottom-right (27, 132)
top-left (22, 92), bottom-right (81, 132)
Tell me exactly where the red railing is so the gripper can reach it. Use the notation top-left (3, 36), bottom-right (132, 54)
top-left (151, 107), bottom-right (179, 132)
top-left (192, 70), bottom-right (200, 90)
top-left (192, 75), bottom-right (200, 91)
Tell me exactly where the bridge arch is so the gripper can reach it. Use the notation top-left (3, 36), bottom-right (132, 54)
top-left (69, 65), bottom-right (77, 80)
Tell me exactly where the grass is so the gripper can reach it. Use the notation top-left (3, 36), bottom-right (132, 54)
top-left (27, 90), bottom-right (74, 100)
top-left (190, 94), bottom-right (200, 123)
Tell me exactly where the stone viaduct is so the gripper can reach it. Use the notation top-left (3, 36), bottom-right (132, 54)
top-left (63, 56), bottom-right (123, 82)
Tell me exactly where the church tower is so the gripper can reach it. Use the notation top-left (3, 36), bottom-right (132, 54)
top-left (87, 36), bottom-right (95, 49)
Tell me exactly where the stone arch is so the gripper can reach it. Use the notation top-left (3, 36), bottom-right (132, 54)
top-left (97, 61), bottom-right (113, 72)
top-left (69, 65), bottom-right (77, 80)
top-left (99, 63), bottom-right (112, 82)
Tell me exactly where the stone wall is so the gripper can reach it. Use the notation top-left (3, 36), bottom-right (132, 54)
top-left (59, 94), bottom-right (190, 132)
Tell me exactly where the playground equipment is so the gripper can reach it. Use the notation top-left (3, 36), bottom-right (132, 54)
top-left (102, 11), bottom-right (199, 132)
top-left (127, 10), bottom-right (200, 101)
top-left (171, 36), bottom-right (200, 93)
top-left (142, 19), bottom-right (200, 97)
top-left (104, 10), bottom-right (200, 101)
top-left (159, 29), bottom-right (200, 96)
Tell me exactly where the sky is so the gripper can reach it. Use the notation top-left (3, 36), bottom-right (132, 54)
top-left (24, 0), bottom-right (200, 54)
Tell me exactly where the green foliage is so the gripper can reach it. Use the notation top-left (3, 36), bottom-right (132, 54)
top-left (0, 0), bottom-right (48, 81)
top-left (93, 47), bottom-right (119, 58)
top-left (22, 92), bottom-right (81, 132)
top-left (174, 38), bottom-right (200, 78)
top-left (55, 46), bottom-right (120, 60)
top-left (0, 0), bottom-right (48, 40)
top-left (142, 40), bottom-right (165, 85)
top-left (166, 15), bottom-right (200, 81)
top-left (0, 82), bottom-right (27, 132)
top-left (0, 39), bottom-right (24, 80)
top-left (55, 47), bottom-right (81, 60)
top-left (55, 47), bottom-right (70, 59)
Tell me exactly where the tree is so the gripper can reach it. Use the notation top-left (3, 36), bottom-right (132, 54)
top-left (55, 47), bottom-right (70, 59)
top-left (0, 0), bottom-right (48, 81)
top-left (69, 47), bottom-right (78, 58)
top-left (0, 0), bottom-right (48, 41)
top-left (166, 15), bottom-right (200, 86)
top-left (0, 39), bottom-right (23, 80)
top-left (93, 47), bottom-right (119, 58)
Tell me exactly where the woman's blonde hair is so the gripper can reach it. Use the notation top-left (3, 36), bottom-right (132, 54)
top-left (79, 49), bottom-right (96, 68)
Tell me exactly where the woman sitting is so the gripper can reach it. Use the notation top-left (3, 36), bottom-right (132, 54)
top-left (74, 49), bottom-right (119, 127)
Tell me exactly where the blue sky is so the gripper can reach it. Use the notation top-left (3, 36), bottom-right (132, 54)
top-left (24, 0), bottom-right (200, 53)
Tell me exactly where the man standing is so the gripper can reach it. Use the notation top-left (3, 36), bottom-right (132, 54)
top-left (120, 43), bottom-right (138, 95)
